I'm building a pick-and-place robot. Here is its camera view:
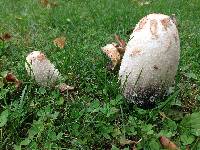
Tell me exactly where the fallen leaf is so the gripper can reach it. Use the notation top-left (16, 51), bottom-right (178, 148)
top-left (4, 72), bottom-right (22, 89)
top-left (5, 72), bottom-right (18, 83)
top-left (40, 0), bottom-right (49, 6)
top-left (40, 0), bottom-right (58, 8)
top-left (57, 83), bottom-right (74, 92)
top-left (53, 37), bottom-right (66, 49)
top-left (0, 33), bottom-right (12, 41)
top-left (159, 136), bottom-right (179, 150)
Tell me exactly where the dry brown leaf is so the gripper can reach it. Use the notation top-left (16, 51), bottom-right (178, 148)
top-left (5, 73), bottom-right (18, 83)
top-left (40, 0), bottom-right (49, 6)
top-left (0, 33), bottom-right (12, 41)
top-left (53, 37), bottom-right (66, 49)
top-left (4, 72), bottom-right (22, 89)
top-left (57, 83), bottom-right (74, 92)
top-left (159, 136), bottom-right (179, 150)
top-left (40, 0), bottom-right (58, 8)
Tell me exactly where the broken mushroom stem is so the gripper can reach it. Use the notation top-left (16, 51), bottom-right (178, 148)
top-left (101, 35), bottom-right (126, 70)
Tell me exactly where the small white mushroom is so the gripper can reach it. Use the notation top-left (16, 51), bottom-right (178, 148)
top-left (25, 51), bottom-right (60, 86)
top-left (119, 13), bottom-right (180, 106)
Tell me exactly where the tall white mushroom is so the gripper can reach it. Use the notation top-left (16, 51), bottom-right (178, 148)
top-left (119, 13), bottom-right (180, 106)
top-left (25, 51), bottom-right (60, 86)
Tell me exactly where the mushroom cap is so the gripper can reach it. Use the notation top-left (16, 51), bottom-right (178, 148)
top-left (119, 13), bottom-right (180, 106)
top-left (25, 51), bottom-right (60, 86)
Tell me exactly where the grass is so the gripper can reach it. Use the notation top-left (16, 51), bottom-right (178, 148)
top-left (0, 0), bottom-right (200, 149)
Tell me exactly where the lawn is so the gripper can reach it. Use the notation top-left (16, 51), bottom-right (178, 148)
top-left (0, 0), bottom-right (200, 149)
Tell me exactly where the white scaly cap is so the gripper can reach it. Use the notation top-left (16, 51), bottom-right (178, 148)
top-left (25, 51), bottom-right (60, 86)
top-left (119, 13), bottom-right (180, 106)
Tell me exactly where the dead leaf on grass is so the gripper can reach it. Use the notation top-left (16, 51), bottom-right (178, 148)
top-left (40, 0), bottom-right (48, 6)
top-left (4, 72), bottom-right (22, 89)
top-left (53, 37), bottom-right (66, 49)
top-left (5, 73), bottom-right (18, 83)
top-left (159, 136), bottom-right (179, 150)
top-left (0, 33), bottom-right (12, 41)
top-left (40, 0), bottom-right (58, 8)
